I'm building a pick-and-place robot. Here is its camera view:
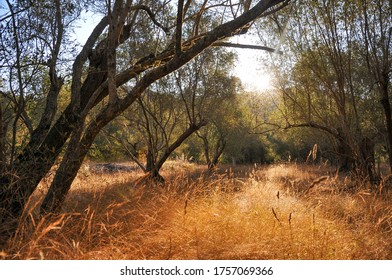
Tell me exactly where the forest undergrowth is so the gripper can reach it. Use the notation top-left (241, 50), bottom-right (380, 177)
top-left (1, 161), bottom-right (392, 260)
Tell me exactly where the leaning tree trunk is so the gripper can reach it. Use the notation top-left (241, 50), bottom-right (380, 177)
top-left (0, 14), bottom-right (111, 228)
top-left (40, 109), bottom-right (113, 213)
top-left (0, 50), bottom-right (108, 238)
top-left (143, 121), bottom-right (208, 183)
top-left (40, 127), bottom-right (91, 214)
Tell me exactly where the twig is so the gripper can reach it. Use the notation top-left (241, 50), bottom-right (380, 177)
top-left (272, 207), bottom-right (281, 223)
top-left (305, 176), bottom-right (329, 194)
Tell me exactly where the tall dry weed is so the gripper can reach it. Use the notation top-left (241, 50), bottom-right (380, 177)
top-left (1, 162), bottom-right (391, 259)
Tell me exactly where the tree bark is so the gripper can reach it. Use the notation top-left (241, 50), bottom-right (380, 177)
top-left (0, 65), bottom-right (108, 220)
top-left (29, 0), bottom-right (64, 150)
top-left (0, 15), bottom-right (111, 226)
top-left (198, 133), bottom-right (212, 168)
top-left (360, 136), bottom-right (377, 183)
top-left (211, 138), bottom-right (226, 168)
top-left (0, 103), bottom-right (5, 174)
top-left (360, 0), bottom-right (391, 172)
top-left (380, 83), bottom-right (392, 173)
top-left (40, 122), bottom-right (90, 213)
top-left (336, 127), bottom-right (355, 172)
top-left (40, 106), bottom-right (118, 213)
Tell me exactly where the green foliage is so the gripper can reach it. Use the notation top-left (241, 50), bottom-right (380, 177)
top-left (251, 0), bottom-right (391, 172)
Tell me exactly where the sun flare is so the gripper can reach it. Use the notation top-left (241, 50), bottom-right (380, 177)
top-left (234, 49), bottom-right (274, 92)
top-left (255, 71), bottom-right (273, 91)
top-left (236, 67), bottom-right (273, 92)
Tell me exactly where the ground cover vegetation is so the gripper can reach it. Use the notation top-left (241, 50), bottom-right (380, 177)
top-left (1, 162), bottom-right (392, 259)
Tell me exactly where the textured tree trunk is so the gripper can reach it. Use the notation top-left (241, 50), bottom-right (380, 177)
top-left (0, 13), bottom-right (110, 223)
top-left (211, 138), bottom-right (226, 169)
top-left (360, 137), bottom-right (377, 183)
top-left (335, 127), bottom-right (355, 172)
top-left (0, 103), bottom-right (5, 174)
top-left (0, 50), bottom-right (108, 234)
top-left (40, 126), bottom-right (90, 213)
top-left (144, 148), bottom-right (164, 182)
top-left (380, 83), bottom-right (392, 173)
top-left (198, 134), bottom-right (212, 169)
top-left (145, 148), bottom-right (156, 174)
top-left (40, 107), bottom-right (113, 213)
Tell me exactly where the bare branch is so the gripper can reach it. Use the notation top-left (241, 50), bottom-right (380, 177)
top-left (192, 0), bottom-right (208, 36)
top-left (284, 122), bottom-right (339, 139)
top-left (131, 4), bottom-right (170, 34)
top-left (102, 129), bottom-right (147, 173)
top-left (212, 41), bottom-right (283, 54)
top-left (0, 6), bottom-right (29, 22)
top-left (175, 0), bottom-right (185, 54)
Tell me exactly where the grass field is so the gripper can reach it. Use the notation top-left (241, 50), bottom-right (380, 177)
top-left (1, 162), bottom-right (392, 260)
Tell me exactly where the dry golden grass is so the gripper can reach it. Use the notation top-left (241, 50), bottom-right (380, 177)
top-left (1, 162), bottom-right (392, 259)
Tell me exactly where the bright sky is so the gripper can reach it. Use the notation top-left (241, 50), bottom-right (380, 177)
top-left (234, 48), bottom-right (273, 92)
top-left (229, 30), bottom-right (276, 92)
